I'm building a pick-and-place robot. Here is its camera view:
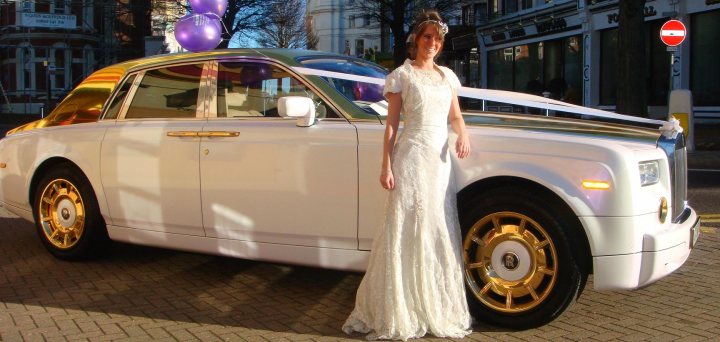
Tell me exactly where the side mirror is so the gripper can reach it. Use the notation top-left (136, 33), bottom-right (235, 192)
top-left (278, 96), bottom-right (316, 127)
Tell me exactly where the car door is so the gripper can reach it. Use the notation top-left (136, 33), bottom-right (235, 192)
top-left (199, 60), bottom-right (358, 249)
top-left (100, 62), bottom-right (209, 236)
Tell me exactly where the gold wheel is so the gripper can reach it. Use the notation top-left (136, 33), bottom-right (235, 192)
top-left (38, 178), bottom-right (86, 250)
top-left (463, 211), bottom-right (558, 314)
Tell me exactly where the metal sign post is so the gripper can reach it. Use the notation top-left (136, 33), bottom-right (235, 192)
top-left (660, 19), bottom-right (693, 151)
top-left (660, 19), bottom-right (686, 93)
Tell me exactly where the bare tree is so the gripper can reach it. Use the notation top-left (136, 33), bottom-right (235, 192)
top-left (114, 0), bottom-right (152, 60)
top-left (255, 0), bottom-right (307, 49)
top-left (616, 0), bottom-right (648, 117)
top-left (351, 0), bottom-right (458, 67)
top-left (305, 14), bottom-right (319, 50)
top-left (217, 0), bottom-right (269, 48)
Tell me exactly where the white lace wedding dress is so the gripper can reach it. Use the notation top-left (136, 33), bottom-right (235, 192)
top-left (342, 60), bottom-right (472, 341)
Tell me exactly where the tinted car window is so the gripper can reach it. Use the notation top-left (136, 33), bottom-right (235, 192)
top-left (299, 58), bottom-right (387, 115)
top-left (103, 74), bottom-right (136, 120)
top-left (125, 64), bottom-right (204, 119)
top-left (217, 61), bottom-right (338, 118)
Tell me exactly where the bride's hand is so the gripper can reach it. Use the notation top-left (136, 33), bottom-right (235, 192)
top-left (380, 170), bottom-right (395, 190)
top-left (456, 135), bottom-right (470, 159)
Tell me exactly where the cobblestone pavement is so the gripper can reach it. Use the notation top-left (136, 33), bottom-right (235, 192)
top-left (1, 206), bottom-right (718, 342)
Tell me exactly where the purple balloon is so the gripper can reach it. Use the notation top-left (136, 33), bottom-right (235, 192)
top-left (174, 14), bottom-right (222, 52)
top-left (355, 82), bottom-right (384, 102)
top-left (189, 0), bottom-right (228, 18)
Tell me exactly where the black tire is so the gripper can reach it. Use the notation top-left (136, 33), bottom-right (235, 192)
top-left (459, 187), bottom-right (586, 329)
top-left (33, 163), bottom-right (109, 260)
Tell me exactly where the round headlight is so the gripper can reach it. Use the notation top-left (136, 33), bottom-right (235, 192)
top-left (658, 197), bottom-right (668, 223)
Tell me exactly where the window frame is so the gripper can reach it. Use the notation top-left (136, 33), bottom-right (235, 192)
top-left (52, 0), bottom-right (69, 14)
top-left (16, 44), bottom-right (35, 90)
top-left (116, 61), bottom-right (212, 121)
top-left (207, 58), bottom-right (348, 122)
top-left (100, 73), bottom-right (138, 121)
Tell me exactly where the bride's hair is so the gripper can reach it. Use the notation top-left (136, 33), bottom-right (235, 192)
top-left (411, 10), bottom-right (448, 39)
top-left (408, 10), bottom-right (447, 60)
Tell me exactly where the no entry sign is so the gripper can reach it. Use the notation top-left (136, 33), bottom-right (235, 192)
top-left (660, 20), bottom-right (686, 47)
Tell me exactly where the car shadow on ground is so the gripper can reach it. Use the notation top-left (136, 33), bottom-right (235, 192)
top-left (0, 216), bottom-right (509, 339)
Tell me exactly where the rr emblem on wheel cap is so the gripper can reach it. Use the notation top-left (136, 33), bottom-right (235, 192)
top-left (61, 208), bottom-right (70, 220)
top-left (502, 252), bottom-right (519, 270)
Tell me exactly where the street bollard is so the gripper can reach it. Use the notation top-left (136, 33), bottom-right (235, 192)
top-left (668, 89), bottom-right (694, 152)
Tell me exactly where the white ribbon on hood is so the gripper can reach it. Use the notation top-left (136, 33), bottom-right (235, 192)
top-left (292, 66), bottom-right (678, 136)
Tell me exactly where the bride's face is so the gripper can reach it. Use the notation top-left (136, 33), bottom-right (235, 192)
top-left (415, 25), bottom-right (443, 61)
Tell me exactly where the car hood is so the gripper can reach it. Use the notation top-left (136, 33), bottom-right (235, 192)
top-left (463, 112), bottom-right (661, 147)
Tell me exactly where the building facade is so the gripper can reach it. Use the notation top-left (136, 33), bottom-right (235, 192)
top-left (472, 0), bottom-right (720, 121)
top-left (306, 0), bottom-right (383, 59)
top-left (0, 0), bottom-right (184, 116)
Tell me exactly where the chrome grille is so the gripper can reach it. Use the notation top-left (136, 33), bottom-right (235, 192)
top-left (657, 133), bottom-right (688, 222)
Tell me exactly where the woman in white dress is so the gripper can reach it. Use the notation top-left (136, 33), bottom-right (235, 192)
top-left (342, 10), bottom-right (473, 341)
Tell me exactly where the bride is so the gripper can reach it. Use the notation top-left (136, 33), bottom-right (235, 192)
top-left (342, 9), bottom-right (473, 341)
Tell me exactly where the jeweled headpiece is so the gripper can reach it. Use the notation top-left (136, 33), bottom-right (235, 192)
top-left (420, 19), bottom-right (449, 36)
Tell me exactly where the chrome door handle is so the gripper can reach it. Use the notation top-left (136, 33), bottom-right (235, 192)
top-left (167, 131), bottom-right (199, 137)
top-left (197, 131), bottom-right (240, 137)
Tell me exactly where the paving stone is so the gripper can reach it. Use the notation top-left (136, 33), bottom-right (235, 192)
top-left (2, 206), bottom-right (720, 341)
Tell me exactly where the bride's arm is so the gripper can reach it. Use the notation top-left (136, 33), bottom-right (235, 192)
top-left (449, 91), bottom-right (470, 159)
top-left (380, 92), bottom-right (402, 189)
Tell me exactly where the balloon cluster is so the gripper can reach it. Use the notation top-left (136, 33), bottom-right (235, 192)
top-left (174, 0), bottom-right (228, 52)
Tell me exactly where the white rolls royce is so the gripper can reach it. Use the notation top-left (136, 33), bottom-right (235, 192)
top-left (0, 49), bottom-right (700, 329)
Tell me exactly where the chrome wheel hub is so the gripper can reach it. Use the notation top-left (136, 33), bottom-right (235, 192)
top-left (56, 199), bottom-right (77, 228)
top-left (492, 241), bottom-right (532, 281)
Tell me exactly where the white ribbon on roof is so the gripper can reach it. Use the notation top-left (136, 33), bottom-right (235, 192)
top-left (292, 66), bottom-right (672, 129)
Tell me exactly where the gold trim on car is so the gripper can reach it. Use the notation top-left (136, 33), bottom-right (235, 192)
top-left (38, 178), bottom-right (86, 249)
top-left (463, 211), bottom-right (558, 313)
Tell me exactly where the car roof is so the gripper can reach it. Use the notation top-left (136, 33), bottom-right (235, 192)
top-left (108, 48), bottom-right (349, 74)
top-left (6, 49), bottom-right (368, 135)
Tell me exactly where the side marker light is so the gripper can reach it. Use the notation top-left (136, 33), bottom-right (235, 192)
top-left (582, 180), bottom-right (610, 190)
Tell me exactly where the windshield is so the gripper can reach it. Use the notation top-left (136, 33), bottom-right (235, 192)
top-left (298, 57), bottom-right (388, 115)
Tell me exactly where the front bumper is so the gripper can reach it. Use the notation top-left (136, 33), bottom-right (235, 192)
top-left (590, 207), bottom-right (700, 290)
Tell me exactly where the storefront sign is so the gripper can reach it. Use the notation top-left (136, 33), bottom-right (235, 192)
top-left (509, 28), bottom-right (526, 39)
top-left (452, 33), bottom-right (479, 50)
top-left (18, 13), bottom-right (76, 29)
top-left (606, 5), bottom-right (657, 24)
top-left (536, 18), bottom-right (567, 33)
top-left (491, 32), bottom-right (506, 42)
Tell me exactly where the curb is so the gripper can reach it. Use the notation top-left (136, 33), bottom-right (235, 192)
top-left (688, 150), bottom-right (720, 170)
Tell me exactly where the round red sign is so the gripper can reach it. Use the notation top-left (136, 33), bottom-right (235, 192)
top-left (660, 20), bottom-right (686, 47)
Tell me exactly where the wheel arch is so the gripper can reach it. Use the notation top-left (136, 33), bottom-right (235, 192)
top-left (457, 176), bottom-right (593, 275)
top-left (29, 157), bottom-right (88, 208)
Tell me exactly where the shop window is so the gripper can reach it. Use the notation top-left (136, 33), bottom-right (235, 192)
top-left (599, 29), bottom-right (617, 105)
top-left (691, 11), bottom-right (720, 106)
top-left (599, 20), bottom-right (669, 106)
top-left (488, 35), bottom-right (583, 104)
top-left (488, 48), bottom-right (514, 91)
top-left (514, 43), bottom-right (543, 94)
top-left (563, 36), bottom-right (583, 105)
top-left (349, 15), bottom-right (355, 28)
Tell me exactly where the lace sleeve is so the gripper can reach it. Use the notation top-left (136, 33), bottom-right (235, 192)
top-left (383, 69), bottom-right (403, 98)
top-left (441, 67), bottom-right (462, 91)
